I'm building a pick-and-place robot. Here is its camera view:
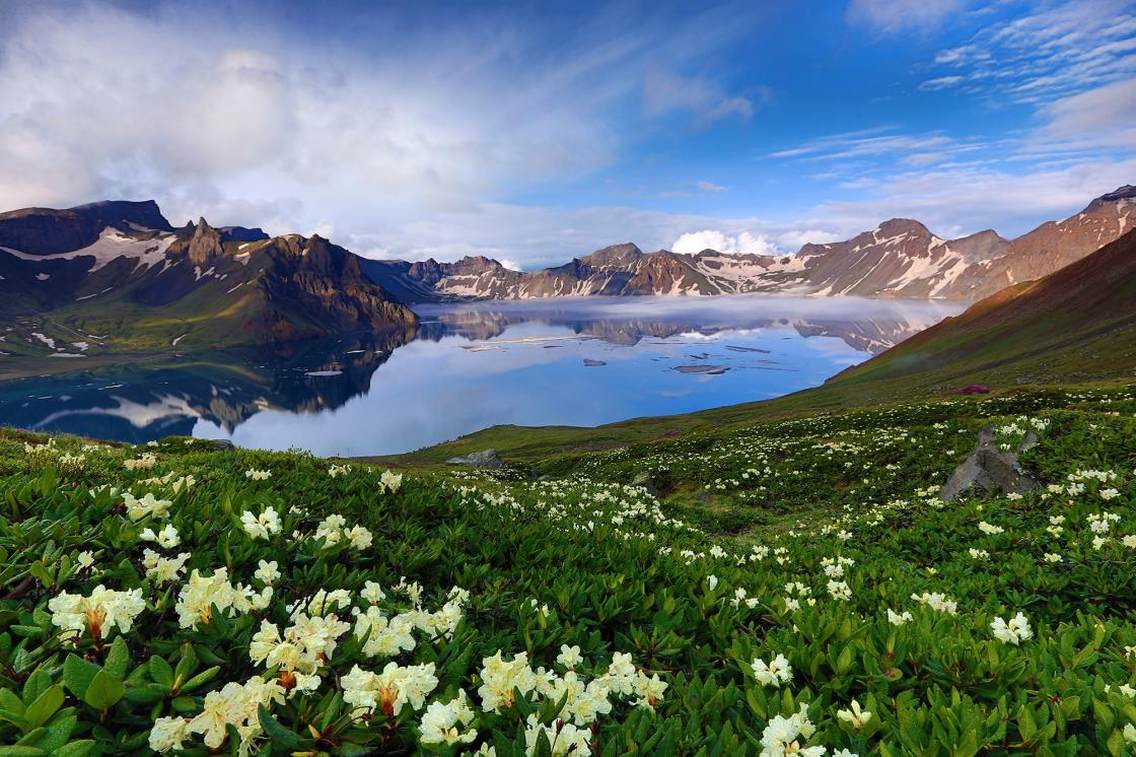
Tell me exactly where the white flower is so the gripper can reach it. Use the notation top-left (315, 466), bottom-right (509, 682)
top-left (977, 521), bottom-right (1004, 535)
top-left (187, 677), bottom-right (284, 750)
top-left (991, 612), bottom-right (1033, 645)
top-left (911, 591), bottom-right (958, 615)
top-left (254, 560), bottom-right (280, 585)
top-left (750, 654), bottom-right (792, 687)
top-left (380, 470), bottom-right (403, 493)
top-left (140, 523), bottom-right (181, 549)
top-left (148, 716), bottom-right (189, 753)
top-left (760, 703), bottom-right (822, 757)
top-left (557, 644), bottom-right (583, 670)
top-left (523, 714), bottom-right (591, 755)
top-left (123, 492), bottom-right (172, 521)
top-left (887, 609), bottom-right (913, 626)
top-left (419, 690), bottom-right (477, 745)
top-left (361, 581), bottom-right (387, 604)
top-left (48, 585), bottom-right (146, 641)
top-left (347, 525), bottom-right (373, 550)
top-left (142, 549), bottom-right (191, 584)
top-left (342, 662), bottom-right (438, 717)
top-left (245, 468), bottom-right (271, 480)
top-left (240, 507), bottom-right (281, 540)
top-left (478, 651), bottom-right (539, 712)
top-left (827, 580), bottom-right (851, 601)
top-left (837, 699), bottom-right (872, 729)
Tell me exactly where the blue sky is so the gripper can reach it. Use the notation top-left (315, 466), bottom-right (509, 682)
top-left (0, 0), bottom-right (1134, 268)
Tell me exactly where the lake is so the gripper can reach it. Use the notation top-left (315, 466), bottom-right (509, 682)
top-left (0, 296), bottom-right (962, 456)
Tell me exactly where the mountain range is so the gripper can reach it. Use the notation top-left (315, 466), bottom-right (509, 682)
top-left (0, 200), bottom-right (416, 357)
top-left (366, 185), bottom-right (1136, 301)
top-left (832, 224), bottom-right (1136, 394)
top-left (0, 186), bottom-right (1132, 357)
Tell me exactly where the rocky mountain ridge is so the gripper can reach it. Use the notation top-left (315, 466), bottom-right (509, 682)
top-left (365, 186), bottom-right (1136, 302)
top-left (0, 201), bottom-right (416, 358)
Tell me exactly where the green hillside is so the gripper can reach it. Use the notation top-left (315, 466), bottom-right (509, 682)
top-left (4, 381), bottom-right (1136, 754)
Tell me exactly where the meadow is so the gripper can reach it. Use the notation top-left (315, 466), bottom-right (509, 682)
top-left (2, 384), bottom-right (1136, 754)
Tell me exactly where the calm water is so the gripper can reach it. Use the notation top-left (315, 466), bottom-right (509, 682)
top-left (0, 296), bottom-right (961, 456)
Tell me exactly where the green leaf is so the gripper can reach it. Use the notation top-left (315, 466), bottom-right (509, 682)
top-left (81, 671), bottom-right (124, 712)
top-left (22, 686), bottom-right (63, 730)
top-left (179, 666), bottom-right (220, 693)
top-left (51, 741), bottom-right (95, 757)
top-left (27, 562), bottom-right (52, 590)
top-left (20, 669), bottom-right (51, 706)
top-left (257, 705), bottom-right (300, 750)
top-left (36, 710), bottom-right (77, 752)
top-left (103, 637), bottom-right (130, 681)
top-left (148, 656), bottom-right (174, 688)
top-left (61, 656), bottom-right (99, 700)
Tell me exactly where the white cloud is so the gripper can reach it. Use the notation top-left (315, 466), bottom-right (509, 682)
top-left (643, 67), bottom-right (754, 124)
top-left (918, 75), bottom-right (963, 91)
top-left (498, 258), bottom-right (523, 272)
top-left (671, 230), bottom-right (777, 256)
top-left (777, 229), bottom-right (842, 248)
top-left (810, 157), bottom-right (1136, 238)
top-left (0, 0), bottom-right (755, 263)
top-left (1042, 77), bottom-right (1136, 148)
top-left (695, 180), bottom-right (728, 192)
top-left (846, 0), bottom-right (968, 34)
top-left (923, 1), bottom-right (1136, 103)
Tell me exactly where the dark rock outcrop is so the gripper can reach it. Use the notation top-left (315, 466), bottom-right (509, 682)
top-left (0, 200), bottom-right (173, 255)
top-left (445, 449), bottom-right (503, 469)
top-left (940, 426), bottom-right (1040, 501)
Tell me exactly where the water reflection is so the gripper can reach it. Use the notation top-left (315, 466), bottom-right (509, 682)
top-left (0, 296), bottom-right (961, 454)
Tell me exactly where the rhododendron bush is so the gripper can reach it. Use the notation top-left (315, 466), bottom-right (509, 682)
top-left (2, 387), bottom-right (1136, 753)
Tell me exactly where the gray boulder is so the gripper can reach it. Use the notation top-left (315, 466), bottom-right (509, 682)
top-left (445, 449), bottom-right (503, 469)
top-left (940, 426), bottom-right (1039, 502)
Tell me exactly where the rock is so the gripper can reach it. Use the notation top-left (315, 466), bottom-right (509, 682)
top-left (673, 364), bottom-right (729, 375)
top-left (632, 468), bottom-right (674, 497)
top-left (583, 358), bottom-right (606, 367)
top-left (958, 384), bottom-right (991, 394)
top-left (940, 426), bottom-right (1039, 502)
top-left (445, 449), bottom-right (503, 469)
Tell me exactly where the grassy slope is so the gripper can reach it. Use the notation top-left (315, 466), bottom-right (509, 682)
top-left (5, 383), bottom-right (1136, 753)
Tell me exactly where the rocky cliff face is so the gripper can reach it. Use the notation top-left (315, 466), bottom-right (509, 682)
top-left (0, 200), bottom-right (173, 255)
top-left (364, 186), bottom-right (1136, 302)
top-left (0, 201), bottom-right (416, 355)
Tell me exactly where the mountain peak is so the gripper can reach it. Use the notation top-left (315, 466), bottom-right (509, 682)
top-left (580, 242), bottom-right (643, 267)
top-left (875, 218), bottom-right (930, 236)
top-left (187, 216), bottom-right (223, 265)
top-left (1093, 185), bottom-right (1136, 203)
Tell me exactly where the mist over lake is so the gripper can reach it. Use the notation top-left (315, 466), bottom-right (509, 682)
top-left (0, 296), bottom-right (961, 456)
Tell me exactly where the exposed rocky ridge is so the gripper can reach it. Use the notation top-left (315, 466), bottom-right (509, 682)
top-left (830, 226), bottom-right (1136, 389)
top-left (0, 201), bottom-right (416, 354)
top-left (0, 200), bottom-right (173, 255)
top-left (365, 186), bottom-right (1135, 302)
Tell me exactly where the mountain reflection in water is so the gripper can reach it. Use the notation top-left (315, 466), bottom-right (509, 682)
top-left (0, 296), bottom-right (962, 455)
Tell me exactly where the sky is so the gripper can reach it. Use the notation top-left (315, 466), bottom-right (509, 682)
top-left (0, 0), bottom-right (1134, 269)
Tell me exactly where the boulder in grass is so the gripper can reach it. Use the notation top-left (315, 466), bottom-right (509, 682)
top-left (940, 426), bottom-right (1039, 502)
top-left (445, 449), bottom-right (503, 469)
top-left (958, 385), bottom-right (991, 395)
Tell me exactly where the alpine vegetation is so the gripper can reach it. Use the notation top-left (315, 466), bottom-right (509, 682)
top-left (1, 386), bottom-right (1136, 754)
